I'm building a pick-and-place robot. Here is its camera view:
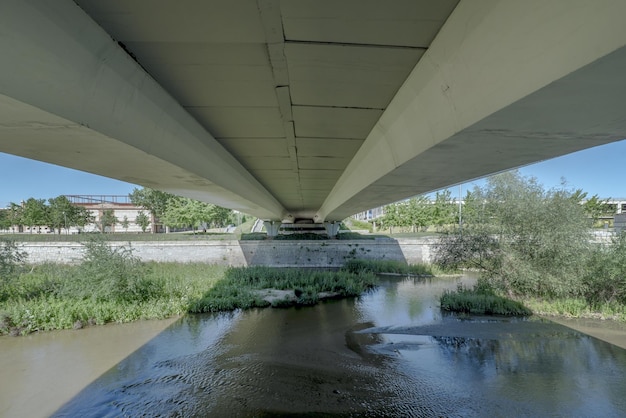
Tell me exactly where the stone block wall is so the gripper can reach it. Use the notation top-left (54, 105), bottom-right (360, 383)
top-left (18, 238), bottom-right (436, 267)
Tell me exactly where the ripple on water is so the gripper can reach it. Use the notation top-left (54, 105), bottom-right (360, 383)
top-left (50, 277), bottom-right (626, 417)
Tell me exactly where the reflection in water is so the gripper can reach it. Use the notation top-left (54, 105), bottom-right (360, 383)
top-left (21, 275), bottom-right (626, 416)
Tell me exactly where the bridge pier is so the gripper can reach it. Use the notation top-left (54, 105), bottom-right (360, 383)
top-left (324, 221), bottom-right (341, 238)
top-left (263, 221), bottom-right (280, 238)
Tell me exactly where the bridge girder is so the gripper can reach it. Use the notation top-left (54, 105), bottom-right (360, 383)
top-left (1, 1), bottom-right (625, 222)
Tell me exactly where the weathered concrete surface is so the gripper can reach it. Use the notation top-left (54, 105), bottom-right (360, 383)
top-left (19, 238), bottom-right (435, 267)
top-left (3, 2), bottom-right (626, 222)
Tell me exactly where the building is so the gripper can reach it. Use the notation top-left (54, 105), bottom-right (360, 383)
top-left (65, 195), bottom-right (155, 233)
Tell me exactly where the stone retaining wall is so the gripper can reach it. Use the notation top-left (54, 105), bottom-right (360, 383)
top-left (18, 238), bottom-right (436, 267)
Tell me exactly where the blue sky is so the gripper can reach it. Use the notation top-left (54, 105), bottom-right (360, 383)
top-left (1, 138), bottom-right (625, 208)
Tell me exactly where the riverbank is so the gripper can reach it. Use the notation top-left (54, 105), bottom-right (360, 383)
top-left (546, 316), bottom-right (626, 350)
top-left (1, 251), bottom-right (432, 335)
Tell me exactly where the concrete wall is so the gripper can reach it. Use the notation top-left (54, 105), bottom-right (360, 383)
top-left (18, 238), bottom-right (436, 267)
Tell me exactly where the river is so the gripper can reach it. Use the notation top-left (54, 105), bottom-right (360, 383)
top-left (2, 275), bottom-right (626, 417)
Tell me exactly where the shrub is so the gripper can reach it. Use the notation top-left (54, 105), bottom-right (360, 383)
top-left (64, 238), bottom-right (163, 302)
top-left (0, 239), bottom-right (26, 277)
top-left (583, 232), bottom-right (626, 306)
top-left (434, 171), bottom-right (591, 299)
top-left (0, 239), bottom-right (27, 301)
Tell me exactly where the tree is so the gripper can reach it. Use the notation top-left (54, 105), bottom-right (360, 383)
top-left (431, 190), bottom-right (457, 230)
top-left (582, 194), bottom-right (613, 226)
top-left (21, 198), bottom-right (48, 233)
top-left (129, 187), bottom-right (174, 231)
top-left (5, 203), bottom-right (23, 233)
top-left (47, 195), bottom-right (75, 234)
top-left (405, 196), bottom-right (432, 232)
top-left (207, 205), bottom-right (233, 228)
top-left (380, 203), bottom-right (402, 233)
top-left (434, 170), bottom-right (591, 298)
top-left (460, 188), bottom-right (486, 226)
top-left (73, 206), bottom-right (94, 233)
top-left (0, 210), bottom-right (11, 232)
top-left (121, 215), bottom-right (130, 232)
top-left (161, 197), bottom-right (211, 233)
top-left (135, 211), bottom-right (150, 233)
top-left (98, 209), bottom-right (118, 233)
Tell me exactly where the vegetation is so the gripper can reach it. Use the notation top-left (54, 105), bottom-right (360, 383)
top-left (161, 196), bottom-right (233, 233)
top-left (0, 196), bottom-right (94, 234)
top-left (0, 238), bottom-right (383, 336)
top-left (0, 187), bottom-right (236, 235)
top-left (189, 266), bottom-right (378, 313)
top-left (135, 211), bottom-right (150, 232)
top-left (128, 187), bottom-right (173, 222)
top-left (336, 232), bottom-right (378, 240)
top-left (0, 236), bottom-right (218, 335)
top-left (434, 171), bottom-right (626, 319)
top-left (129, 187), bottom-right (235, 233)
top-left (342, 218), bottom-right (373, 233)
top-left (379, 191), bottom-right (458, 233)
top-left (343, 259), bottom-right (434, 276)
top-left (440, 282), bottom-right (532, 316)
top-left (522, 297), bottom-right (626, 322)
top-left (98, 209), bottom-right (118, 233)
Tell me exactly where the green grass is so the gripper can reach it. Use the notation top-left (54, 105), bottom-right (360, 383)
top-left (240, 232), bottom-right (268, 240)
top-left (0, 260), bottom-right (379, 335)
top-left (342, 218), bottom-right (373, 232)
top-left (440, 284), bottom-right (532, 316)
top-left (382, 231), bottom-right (439, 238)
top-left (438, 285), bottom-right (626, 322)
top-left (343, 259), bottom-right (434, 276)
top-left (522, 297), bottom-right (626, 322)
top-left (189, 266), bottom-right (378, 313)
top-left (0, 261), bottom-right (228, 335)
top-left (336, 232), bottom-right (379, 240)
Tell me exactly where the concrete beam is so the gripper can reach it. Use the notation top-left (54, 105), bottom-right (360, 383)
top-left (317, 0), bottom-right (626, 221)
top-left (0, 0), bottom-right (287, 220)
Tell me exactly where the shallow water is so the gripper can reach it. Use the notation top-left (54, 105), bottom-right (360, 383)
top-left (4, 275), bottom-right (626, 417)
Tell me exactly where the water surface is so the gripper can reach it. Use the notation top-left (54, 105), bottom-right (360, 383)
top-left (4, 275), bottom-right (626, 417)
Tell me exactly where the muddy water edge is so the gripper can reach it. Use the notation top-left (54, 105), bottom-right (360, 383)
top-left (2, 275), bottom-right (626, 417)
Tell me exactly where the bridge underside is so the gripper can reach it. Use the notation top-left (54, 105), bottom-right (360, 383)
top-left (1, 1), bottom-right (626, 222)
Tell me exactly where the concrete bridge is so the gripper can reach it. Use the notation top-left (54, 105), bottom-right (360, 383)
top-left (1, 1), bottom-right (626, 235)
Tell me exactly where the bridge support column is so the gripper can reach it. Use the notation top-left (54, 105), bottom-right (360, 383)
top-left (263, 221), bottom-right (280, 238)
top-left (324, 221), bottom-right (341, 238)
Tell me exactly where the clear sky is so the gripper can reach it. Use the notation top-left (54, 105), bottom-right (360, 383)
top-left (1, 138), bottom-right (625, 208)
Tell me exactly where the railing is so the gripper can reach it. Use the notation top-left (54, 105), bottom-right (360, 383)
top-left (64, 195), bottom-right (132, 205)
